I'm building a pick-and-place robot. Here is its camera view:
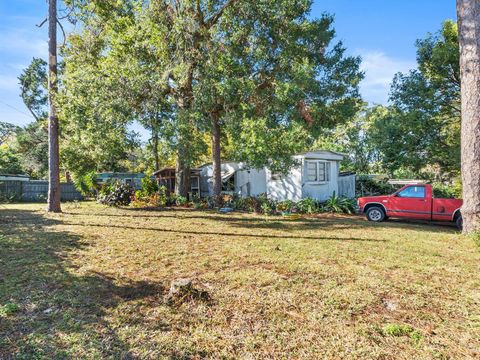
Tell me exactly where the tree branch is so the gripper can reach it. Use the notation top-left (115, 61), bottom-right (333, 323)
top-left (206, 0), bottom-right (239, 28)
top-left (37, 17), bottom-right (47, 28)
top-left (57, 19), bottom-right (67, 47)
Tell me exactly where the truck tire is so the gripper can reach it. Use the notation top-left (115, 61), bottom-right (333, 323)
top-left (455, 215), bottom-right (463, 231)
top-left (366, 206), bottom-right (386, 222)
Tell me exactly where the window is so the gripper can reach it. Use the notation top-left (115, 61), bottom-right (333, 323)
top-left (190, 176), bottom-right (200, 194)
top-left (397, 186), bottom-right (425, 198)
top-left (305, 161), bottom-right (330, 183)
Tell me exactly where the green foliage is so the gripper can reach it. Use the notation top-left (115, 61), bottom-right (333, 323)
top-left (175, 196), bottom-right (189, 207)
top-left (314, 106), bottom-right (383, 174)
top-left (0, 121), bottom-right (19, 145)
top-left (72, 171), bottom-right (98, 196)
top-left (432, 180), bottom-right (462, 199)
top-left (372, 21), bottom-right (460, 180)
top-left (356, 176), bottom-right (398, 197)
top-left (323, 193), bottom-right (357, 214)
top-left (131, 180), bottom-right (167, 208)
top-left (18, 58), bottom-right (48, 121)
top-left (0, 144), bottom-right (23, 175)
top-left (295, 198), bottom-right (320, 214)
top-left (140, 177), bottom-right (159, 197)
top-left (276, 200), bottom-right (295, 214)
top-left (14, 121), bottom-right (49, 179)
top-left (97, 181), bottom-right (134, 207)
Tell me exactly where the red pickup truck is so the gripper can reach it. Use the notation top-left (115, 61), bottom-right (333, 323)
top-left (357, 184), bottom-right (463, 229)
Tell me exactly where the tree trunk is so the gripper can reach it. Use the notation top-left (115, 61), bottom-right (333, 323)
top-left (152, 127), bottom-right (160, 172)
top-left (47, 0), bottom-right (61, 212)
top-left (211, 111), bottom-right (222, 198)
top-left (457, 0), bottom-right (480, 233)
top-left (175, 150), bottom-right (190, 197)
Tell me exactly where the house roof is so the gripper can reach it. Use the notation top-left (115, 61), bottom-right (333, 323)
top-left (152, 167), bottom-right (201, 176)
top-left (298, 149), bottom-right (347, 157)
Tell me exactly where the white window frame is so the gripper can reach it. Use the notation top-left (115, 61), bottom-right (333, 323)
top-left (305, 160), bottom-right (330, 184)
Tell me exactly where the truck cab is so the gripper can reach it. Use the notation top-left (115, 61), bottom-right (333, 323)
top-left (357, 184), bottom-right (463, 229)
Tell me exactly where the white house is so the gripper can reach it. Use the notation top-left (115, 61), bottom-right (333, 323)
top-left (200, 150), bottom-right (352, 201)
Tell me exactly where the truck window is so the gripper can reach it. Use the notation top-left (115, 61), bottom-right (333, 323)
top-left (397, 186), bottom-right (425, 198)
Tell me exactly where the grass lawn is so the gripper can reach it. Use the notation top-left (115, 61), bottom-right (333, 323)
top-left (0, 202), bottom-right (479, 359)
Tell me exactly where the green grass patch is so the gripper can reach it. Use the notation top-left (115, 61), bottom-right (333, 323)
top-left (0, 302), bottom-right (19, 317)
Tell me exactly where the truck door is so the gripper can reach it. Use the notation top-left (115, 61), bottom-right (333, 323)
top-left (388, 185), bottom-right (431, 220)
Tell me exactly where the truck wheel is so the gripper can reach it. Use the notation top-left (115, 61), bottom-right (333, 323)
top-left (455, 216), bottom-right (463, 230)
top-left (366, 206), bottom-right (385, 222)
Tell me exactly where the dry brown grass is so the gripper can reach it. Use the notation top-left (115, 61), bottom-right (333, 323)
top-left (0, 202), bottom-right (479, 359)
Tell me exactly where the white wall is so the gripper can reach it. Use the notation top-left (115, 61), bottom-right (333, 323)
top-left (266, 165), bottom-right (303, 201)
top-left (235, 168), bottom-right (267, 197)
top-left (301, 160), bottom-right (339, 201)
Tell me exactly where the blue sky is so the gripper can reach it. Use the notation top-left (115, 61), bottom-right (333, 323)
top-left (0, 0), bottom-right (456, 134)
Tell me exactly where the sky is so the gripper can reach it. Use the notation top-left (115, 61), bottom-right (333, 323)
top-left (0, 0), bottom-right (457, 135)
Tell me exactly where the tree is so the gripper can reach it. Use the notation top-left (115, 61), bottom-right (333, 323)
top-left (0, 144), bottom-right (23, 174)
top-left (367, 21), bottom-right (461, 180)
top-left (14, 122), bottom-right (49, 179)
top-left (0, 122), bottom-right (19, 145)
top-left (457, 0), bottom-right (480, 233)
top-left (63, 0), bottom-right (361, 200)
top-left (315, 106), bottom-right (384, 174)
top-left (18, 58), bottom-right (48, 122)
top-left (47, 0), bottom-right (61, 212)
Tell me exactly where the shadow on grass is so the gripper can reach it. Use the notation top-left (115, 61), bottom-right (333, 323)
top-left (0, 208), bottom-right (165, 359)
top-left (59, 221), bottom-right (385, 242)
top-left (63, 207), bottom-right (458, 234)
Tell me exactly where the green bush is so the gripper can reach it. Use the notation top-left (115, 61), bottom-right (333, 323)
top-left (432, 181), bottom-right (462, 199)
top-left (356, 176), bottom-right (398, 197)
top-left (131, 185), bottom-right (168, 208)
top-left (276, 200), bottom-right (295, 213)
top-left (323, 193), bottom-right (357, 214)
top-left (296, 198), bottom-right (319, 214)
top-left (175, 196), bottom-right (188, 206)
top-left (97, 181), bottom-right (134, 206)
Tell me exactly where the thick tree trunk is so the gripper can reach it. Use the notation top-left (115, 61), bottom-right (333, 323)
top-left (47, 0), bottom-right (61, 212)
top-left (175, 150), bottom-right (190, 197)
top-left (211, 112), bottom-right (222, 198)
top-left (457, 0), bottom-right (480, 233)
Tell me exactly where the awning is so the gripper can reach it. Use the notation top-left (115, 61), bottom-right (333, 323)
top-left (208, 171), bottom-right (235, 183)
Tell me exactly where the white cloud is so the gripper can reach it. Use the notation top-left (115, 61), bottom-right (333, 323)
top-left (0, 27), bottom-right (47, 59)
top-left (356, 50), bottom-right (416, 105)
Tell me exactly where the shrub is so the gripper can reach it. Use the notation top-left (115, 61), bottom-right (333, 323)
top-left (140, 177), bottom-right (159, 197)
top-left (296, 198), bottom-right (319, 214)
top-left (323, 193), bottom-right (357, 214)
top-left (276, 200), bottom-right (295, 214)
top-left (175, 196), bottom-right (188, 206)
top-left (97, 181), bottom-right (134, 206)
top-left (131, 186), bottom-right (168, 208)
top-left (432, 180), bottom-right (462, 199)
top-left (356, 176), bottom-right (398, 197)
